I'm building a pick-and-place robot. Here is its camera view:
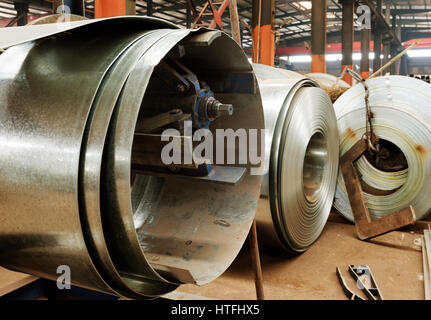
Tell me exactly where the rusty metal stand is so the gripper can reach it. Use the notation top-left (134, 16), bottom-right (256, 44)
top-left (340, 133), bottom-right (416, 240)
top-left (248, 219), bottom-right (265, 300)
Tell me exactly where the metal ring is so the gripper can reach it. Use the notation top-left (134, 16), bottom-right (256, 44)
top-left (334, 75), bottom-right (431, 221)
top-left (254, 64), bottom-right (339, 252)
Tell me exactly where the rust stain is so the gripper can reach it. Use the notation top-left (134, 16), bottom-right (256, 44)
top-left (415, 144), bottom-right (427, 158)
top-left (343, 128), bottom-right (357, 141)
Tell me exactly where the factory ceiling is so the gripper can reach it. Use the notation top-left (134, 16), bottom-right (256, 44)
top-left (0, 0), bottom-right (430, 47)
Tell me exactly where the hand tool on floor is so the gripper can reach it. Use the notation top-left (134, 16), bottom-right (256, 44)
top-left (336, 267), bottom-right (364, 300)
top-left (336, 264), bottom-right (384, 300)
top-left (348, 265), bottom-right (383, 300)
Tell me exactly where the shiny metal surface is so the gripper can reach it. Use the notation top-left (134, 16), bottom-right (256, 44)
top-left (81, 29), bottom-right (185, 298)
top-left (0, 21), bottom-right (145, 295)
top-left (0, 17), bottom-right (264, 297)
top-left (0, 16), bottom-right (178, 49)
top-left (303, 132), bottom-right (328, 202)
top-left (254, 64), bottom-right (339, 253)
top-left (104, 31), bottom-right (264, 286)
top-left (334, 75), bottom-right (431, 222)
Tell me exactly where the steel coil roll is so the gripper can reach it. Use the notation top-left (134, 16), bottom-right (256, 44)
top-left (307, 72), bottom-right (351, 89)
top-left (253, 64), bottom-right (339, 253)
top-left (0, 17), bottom-right (264, 298)
top-left (334, 75), bottom-right (431, 222)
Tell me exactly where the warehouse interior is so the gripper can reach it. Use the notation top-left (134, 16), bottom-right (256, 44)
top-left (0, 0), bottom-right (431, 302)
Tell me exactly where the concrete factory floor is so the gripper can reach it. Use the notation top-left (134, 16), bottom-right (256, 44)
top-left (0, 213), bottom-right (426, 300)
top-left (176, 214), bottom-right (425, 300)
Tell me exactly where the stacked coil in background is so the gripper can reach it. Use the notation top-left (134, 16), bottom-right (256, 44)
top-left (253, 64), bottom-right (339, 253)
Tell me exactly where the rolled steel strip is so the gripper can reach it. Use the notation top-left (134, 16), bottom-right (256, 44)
top-left (103, 31), bottom-right (264, 286)
top-left (0, 16), bottom-right (178, 49)
top-left (0, 20), bottom-right (148, 296)
top-left (0, 17), bottom-right (264, 297)
top-left (254, 64), bottom-right (339, 253)
top-left (334, 75), bottom-right (431, 222)
top-left (81, 29), bottom-right (185, 298)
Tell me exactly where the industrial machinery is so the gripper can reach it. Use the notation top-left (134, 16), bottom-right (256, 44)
top-left (253, 64), bottom-right (339, 253)
top-left (0, 17), bottom-right (264, 298)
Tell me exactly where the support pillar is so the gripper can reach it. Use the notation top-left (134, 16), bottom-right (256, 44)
top-left (373, 29), bottom-right (382, 73)
top-left (310, 0), bottom-right (326, 73)
top-left (252, 0), bottom-right (275, 66)
top-left (373, 0), bottom-right (382, 73)
top-left (341, 0), bottom-right (354, 85)
top-left (360, 28), bottom-right (370, 79)
top-left (147, 0), bottom-right (153, 16)
top-left (95, 0), bottom-right (135, 18)
top-left (382, 1), bottom-right (391, 67)
top-left (186, 3), bottom-right (191, 28)
top-left (400, 30), bottom-right (409, 75)
top-left (390, 18), bottom-right (401, 75)
top-left (13, 1), bottom-right (28, 26)
top-left (382, 41), bottom-right (390, 66)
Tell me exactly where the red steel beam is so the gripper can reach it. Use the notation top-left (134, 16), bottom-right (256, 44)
top-left (209, 0), bottom-right (229, 29)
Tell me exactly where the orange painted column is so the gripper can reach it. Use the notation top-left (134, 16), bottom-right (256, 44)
top-left (341, 65), bottom-right (353, 84)
top-left (341, 0), bottom-right (354, 85)
top-left (95, 0), bottom-right (126, 18)
top-left (310, 0), bottom-right (326, 73)
top-left (252, 24), bottom-right (275, 66)
top-left (360, 71), bottom-right (369, 79)
top-left (311, 54), bottom-right (326, 73)
top-left (252, 0), bottom-right (275, 66)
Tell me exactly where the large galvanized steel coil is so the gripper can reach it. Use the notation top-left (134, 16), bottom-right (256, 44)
top-left (334, 75), bottom-right (431, 222)
top-left (253, 64), bottom-right (339, 253)
top-left (0, 17), bottom-right (264, 298)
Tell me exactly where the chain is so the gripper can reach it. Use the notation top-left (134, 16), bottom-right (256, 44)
top-left (342, 67), bottom-right (379, 154)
